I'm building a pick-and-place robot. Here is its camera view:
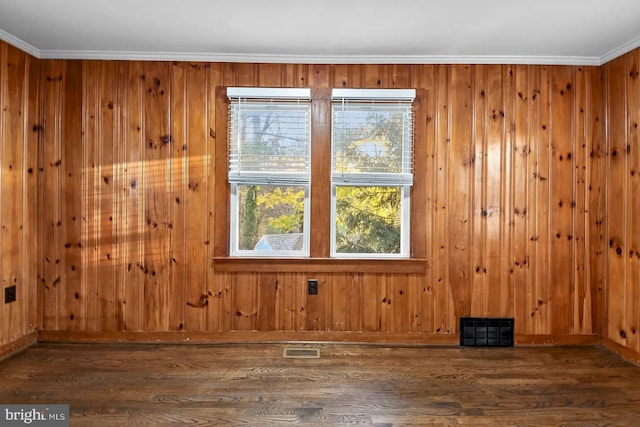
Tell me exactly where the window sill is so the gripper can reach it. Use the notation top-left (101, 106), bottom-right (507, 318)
top-left (212, 257), bottom-right (427, 274)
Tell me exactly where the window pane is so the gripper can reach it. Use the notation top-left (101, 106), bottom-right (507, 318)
top-left (334, 186), bottom-right (402, 254)
top-left (237, 184), bottom-right (306, 252)
top-left (230, 103), bottom-right (310, 176)
top-left (332, 105), bottom-right (410, 175)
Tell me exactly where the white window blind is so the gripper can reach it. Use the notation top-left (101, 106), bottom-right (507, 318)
top-left (227, 88), bottom-right (311, 185)
top-left (331, 88), bottom-right (415, 185)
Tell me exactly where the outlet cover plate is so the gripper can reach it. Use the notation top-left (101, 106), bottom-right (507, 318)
top-left (5, 285), bottom-right (16, 304)
top-left (307, 279), bottom-right (318, 295)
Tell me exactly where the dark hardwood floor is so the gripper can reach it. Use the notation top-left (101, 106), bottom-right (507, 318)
top-left (1, 342), bottom-right (639, 426)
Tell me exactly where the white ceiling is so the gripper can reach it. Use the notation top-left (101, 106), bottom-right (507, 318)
top-left (0, 0), bottom-right (639, 65)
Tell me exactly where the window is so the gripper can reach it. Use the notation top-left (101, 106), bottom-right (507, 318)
top-left (227, 88), bottom-right (311, 257)
top-left (224, 87), bottom-right (416, 260)
top-left (330, 89), bottom-right (415, 258)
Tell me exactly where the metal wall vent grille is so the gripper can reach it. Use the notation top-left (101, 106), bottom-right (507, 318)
top-left (460, 317), bottom-right (514, 347)
top-left (283, 348), bottom-right (320, 358)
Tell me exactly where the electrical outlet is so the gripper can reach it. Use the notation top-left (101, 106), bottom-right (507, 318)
top-left (307, 279), bottom-right (318, 295)
top-left (5, 285), bottom-right (16, 304)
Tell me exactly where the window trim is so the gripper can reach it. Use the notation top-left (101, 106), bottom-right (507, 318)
top-left (213, 86), bottom-right (427, 262)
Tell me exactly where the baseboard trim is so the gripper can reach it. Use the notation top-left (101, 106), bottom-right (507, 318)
top-left (0, 332), bottom-right (38, 361)
top-left (37, 330), bottom-right (461, 345)
top-left (36, 330), bottom-right (602, 347)
top-left (516, 334), bottom-right (600, 346)
top-left (601, 338), bottom-right (640, 366)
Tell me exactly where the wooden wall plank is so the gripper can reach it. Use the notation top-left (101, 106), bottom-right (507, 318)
top-left (1, 44), bottom-right (8, 337)
top-left (219, 271), bottom-right (234, 332)
top-left (60, 61), bottom-right (83, 331)
top-left (471, 65), bottom-right (487, 317)
top-left (256, 273), bottom-right (277, 331)
top-left (536, 66), bottom-right (552, 334)
top-left (82, 61), bottom-right (99, 331)
top-left (122, 61), bottom-right (145, 332)
top-left (308, 65), bottom-right (330, 88)
top-left (41, 60), bottom-right (63, 331)
top-left (185, 63), bottom-right (210, 332)
top-left (236, 63), bottom-right (256, 87)
top-left (416, 66), bottom-right (435, 333)
top-left (25, 53), bottom-right (41, 336)
top-left (484, 64), bottom-right (505, 317)
top-left (391, 65), bottom-right (411, 88)
top-left (332, 65), bottom-right (350, 89)
top-left (257, 63), bottom-right (281, 87)
top-left (361, 273), bottom-right (381, 332)
top-left (282, 64), bottom-right (306, 88)
top-left (96, 61), bottom-right (118, 331)
top-left (525, 66), bottom-right (541, 335)
top-left (110, 61), bottom-right (126, 332)
top-left (206, 63), bottom-right (222, 332)
top-left (587, 65), bottom-right (606, 337)
top-left (550, 66), bottom-right (576, 334)
top-left (0, 44), bottom-right (26, 343)
top-left (330, 274), bottom-right (349, 331)
top-left (448, 65), bottom-right (473, 320)
top-left (513, 65), bottom-right (531, 334)
top-left (433, 65), bottom-right (451, 334)
top-left (390, 275), bottom-right (409, 332)
top-left (233, 272), bottom-right (257, 331)
top-left (141, 62), bottom-right (171, 331)
top-left (169, 62), bottom-right (187, 331)
top-left (606, 56), bottom-right (627, 345)
top-left (501, 66), bottom-right (515, 318)
top-left (574, 66), bottom-right (589, 333)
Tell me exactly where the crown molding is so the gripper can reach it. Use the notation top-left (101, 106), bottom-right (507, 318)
top-left (38, 49), bottom-right (602, 66)
top-left (600, 34), bottom-right (640, 65)
top-left (0, 29), bottom-right (40, 58)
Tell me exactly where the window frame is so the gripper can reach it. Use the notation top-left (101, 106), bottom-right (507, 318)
top-left (330, 88), bottom-right (416, 259)
top-left (213, 86), bottom-right (427, 264)
top-left (226, 87), bottom-right (312, 258)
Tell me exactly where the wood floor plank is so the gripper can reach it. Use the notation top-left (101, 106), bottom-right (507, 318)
top-left (0, 343), bottom-right (639, 426)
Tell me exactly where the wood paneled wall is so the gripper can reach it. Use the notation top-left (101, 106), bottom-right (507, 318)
top-left (0, 41), bottom-right (39, 352)
top-left (33, 60), bottom-right (607, 343)
top-left (603, 49), bottom-right (640, 358)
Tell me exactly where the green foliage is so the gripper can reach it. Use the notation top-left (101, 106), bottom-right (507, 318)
top-left (257, 186), bottom-right (305, 234)
top-left (335, 186), bottom-right (401, 254)
top-left (238, 185), bottom-right (305, 250)
top-left (239, 185), bottom-right (258, 249)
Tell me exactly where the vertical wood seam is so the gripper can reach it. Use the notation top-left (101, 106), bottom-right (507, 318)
top-left (0, 44), bottom-right (5, 335)
top-left (21, 52), bottom-right (30, 336)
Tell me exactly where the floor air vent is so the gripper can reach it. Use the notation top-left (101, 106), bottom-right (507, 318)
top-left (460, 317), bottom-right (514, 347)
top-left (283, 348), bottom-right (320, 359)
